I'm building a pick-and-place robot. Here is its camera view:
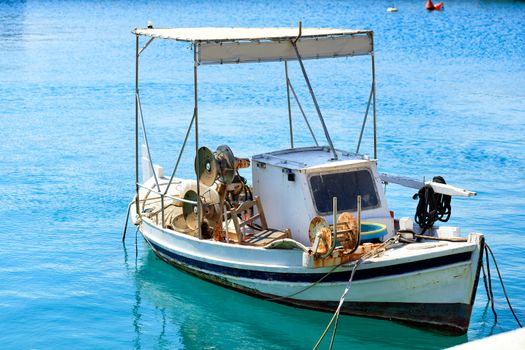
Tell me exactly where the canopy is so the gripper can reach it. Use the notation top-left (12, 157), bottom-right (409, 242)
top-left (133, 27), bottom-right (373, 65)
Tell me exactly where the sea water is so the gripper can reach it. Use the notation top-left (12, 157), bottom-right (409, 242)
top-left (1, 1), bottom-right (524, 349)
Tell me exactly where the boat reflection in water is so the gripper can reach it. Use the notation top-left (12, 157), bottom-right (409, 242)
top-left (126, 247), bottom-right (467, 350)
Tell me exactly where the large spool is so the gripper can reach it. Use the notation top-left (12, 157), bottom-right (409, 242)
top-left (215, 145), bottom-right (236, 184)
top-left (182, 190), bottom-right (199, 230)
top-left (182, 187), bottom-right (221, 231)
top-left (309, 216), bottom-right (331, 255)
top-left (191, 145), bottom-right (250, 237)
top-left (337, 212), bottom-right (359, 251)
top-left (308, 212), bottom-right (359, 255)
top-left (195, 146), bottom-right (218, 187)
top-left (195, 145), bottom-right (245, 186)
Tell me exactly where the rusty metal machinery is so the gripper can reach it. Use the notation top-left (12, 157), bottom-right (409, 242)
top-left (309, 212), bottom-right (360, 257)
top-left (188, 145), bottom-right (252, 238)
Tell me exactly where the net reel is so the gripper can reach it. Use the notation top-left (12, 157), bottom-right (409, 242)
top-left (182, 187), bottom-right (221, 232)
top-left (195, 147), bottom-right (218, 187)
top-left (187, 145), bottom-right (251, 237)
top-left (215, 145), bottom-right (236, 185)
top-left (195, 145), bottom-right (250, 187)
top-left (308, 212), bottom-right (359, 256)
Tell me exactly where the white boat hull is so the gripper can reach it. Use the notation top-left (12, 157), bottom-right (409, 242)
top-left (139, 218), bottom-right (484, 334)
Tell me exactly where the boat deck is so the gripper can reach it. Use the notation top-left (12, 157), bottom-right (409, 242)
top-left (138, 179), bottom-right (291, 246)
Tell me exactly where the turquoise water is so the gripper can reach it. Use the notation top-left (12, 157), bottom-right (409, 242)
top-left (1, 0), bottom-right (524, 348)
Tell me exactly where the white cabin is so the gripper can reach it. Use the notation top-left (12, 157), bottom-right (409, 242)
top-left (252, 146), bottom-right (394, 245)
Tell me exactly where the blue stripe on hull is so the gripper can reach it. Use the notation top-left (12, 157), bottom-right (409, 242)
top-left (146, 239), bottom-right (473, 283)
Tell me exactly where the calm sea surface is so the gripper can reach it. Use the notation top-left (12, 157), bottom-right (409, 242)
top-left (1, 1), bottom-right (524, 349)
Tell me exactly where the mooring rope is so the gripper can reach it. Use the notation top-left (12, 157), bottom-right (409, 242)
top-left (265, 262), bottom-right (345, 302)
top-left (484, 245), bottom-right (497, 323)
top-left (266, 236), bottom-right (399, 304)
top-left (312, 236), bottom-right (524, 348)
top-left (313, 260), bottom-right (361, 350)
top-left (483, 243), bottom-right (523, 328)
top-left (312, 236), bottom-right (399, 350)
top-left (480, 259), bottom-right (491, 307)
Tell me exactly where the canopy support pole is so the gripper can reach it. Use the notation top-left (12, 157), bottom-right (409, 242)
top-left (291, 41), bottom-right (338, 160)
top-left (194, 44), bottom-right (201, 240)
top-left (288, 79), bottom-right (319, 146)
top-left (138, 37), bottom-right (155, 56)
top-left (164, 111), bottom-right (196, 195)
top-left (356, 84), bottom-right (374, 154)
top-left (135, 34), bottom-right (140, 217)
top-left (371, 32), bottom-right (377, 160)
top-left (285, 61), bottom-right (293, 149)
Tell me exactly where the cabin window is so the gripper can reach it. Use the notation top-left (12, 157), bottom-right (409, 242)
top-left (309, 170), bottom-right (379, 214)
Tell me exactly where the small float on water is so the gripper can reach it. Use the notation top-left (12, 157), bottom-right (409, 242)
top-left (127, 23), bottom-right (483, 334)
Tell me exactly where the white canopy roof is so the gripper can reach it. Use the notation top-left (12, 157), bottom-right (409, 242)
top-left (133, 27), bottom-right (370, 42)
top-left (133, 27), bottom-right (373, 65)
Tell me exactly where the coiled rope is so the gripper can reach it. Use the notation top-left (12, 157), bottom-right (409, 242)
top-left (413, 176), bottom-right (451, 234)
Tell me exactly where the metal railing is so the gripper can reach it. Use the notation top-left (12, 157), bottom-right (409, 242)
top-left (136, 182), bottom-right (198, 229)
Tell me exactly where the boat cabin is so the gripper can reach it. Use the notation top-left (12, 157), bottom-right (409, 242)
top-left (252, 146), bottom-right (394, 245)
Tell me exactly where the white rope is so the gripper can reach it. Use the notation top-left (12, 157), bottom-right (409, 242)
top-left (313, 260), bottom-right (360, 350)
top-left (313, 236), bottom-right (399, 350)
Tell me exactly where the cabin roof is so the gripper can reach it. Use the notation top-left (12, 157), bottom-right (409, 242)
top-left (252, 147), bottom-right (372, 172)
top-left (133, 27), bottom-right (370, 42)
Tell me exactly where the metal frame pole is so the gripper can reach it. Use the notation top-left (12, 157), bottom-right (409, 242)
top-left (356, 84), bottom-right (374, 154)
top-left (371, 32), bottom-right (377, 160)
top-left (194, 43), bottom-right (201, 239)
top-left (136, 95), bottom-right (160, 192)
top-left (164, 111), bottom-right (195, 195)
top-left (357, 195), bottom-right (362, 244)
top-left (285, 61), bottom-right (293, 148)
top-left (135, 34), bottom-right (140, 217)
top-left (288, 80), bottom-right (319, 146)
top-left (291, 41), bottom-right (338, 160)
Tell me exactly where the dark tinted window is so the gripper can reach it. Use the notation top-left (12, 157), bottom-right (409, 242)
top-left (309, 170), bottom-right (379, 214)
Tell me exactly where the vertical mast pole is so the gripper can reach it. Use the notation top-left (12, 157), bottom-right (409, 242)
top-left (285, 61), bottom-right (293, 148)
top-left (194, 43), bottom-right (201, 240)
top-left (371, 32), bottom-right (377, 160)
top-left (135, 34), bottom-right (140, 216)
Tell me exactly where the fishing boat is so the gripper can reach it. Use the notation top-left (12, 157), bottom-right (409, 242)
top-left (127, 24), bottom-right (484, 334)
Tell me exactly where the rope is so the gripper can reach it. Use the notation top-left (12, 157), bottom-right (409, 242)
top-left (122, 200), bottom-right (133, 242)
top-left (480, 260), bottom-right (491, 306)
top-left (484, 245), bottom-right (497, 322)
top-left (328, 310), bottom-right (340, 350)
top-left (266, 237), bottom-right (398, 303)
top-left (414, 234), bottom-right (467, 243)
top-left (135, 227), bottom-right (139, 263)
top-left (484, 243), bottom-right (523, 328)
top-left (265, 262), bottom-right (344, 302)
top-left (313, 261), bottom-right (361, 350)
top-left (413, 176), bottom-right (452, 233)
top-left (312, 237), bottom-right (399, 350)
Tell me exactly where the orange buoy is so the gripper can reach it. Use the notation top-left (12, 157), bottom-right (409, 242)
top-left (426, 0), bottom-right (435, 10)
top-left (434, 2), bottom-right (444, 10)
